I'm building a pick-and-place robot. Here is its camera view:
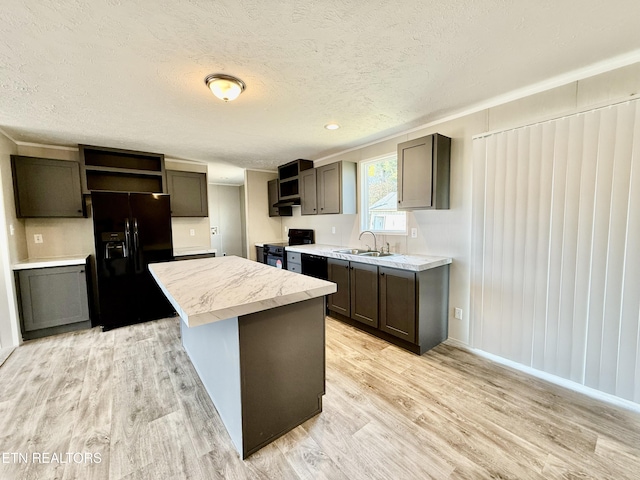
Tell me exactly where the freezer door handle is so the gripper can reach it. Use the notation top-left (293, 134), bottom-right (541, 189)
top-left (124, 218), bottom-right (132, 257)
top-left (133, 217), bottom-right (140, 250)
top-left (133, 217), bottom-right (142, 273)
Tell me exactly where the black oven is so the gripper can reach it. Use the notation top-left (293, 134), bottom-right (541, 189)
top-left (263, 229), bottom-right (314, 268)
top-left (264, 243), bottom-right (286, 268)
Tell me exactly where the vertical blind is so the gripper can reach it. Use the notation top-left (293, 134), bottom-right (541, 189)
top-left (471, 99), bottom-right (640, 403)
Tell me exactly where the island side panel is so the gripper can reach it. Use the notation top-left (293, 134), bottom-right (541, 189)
top-left (238, 296), bottom-right (326, 458)
top-left (180, 317), bottom-right (243, 453)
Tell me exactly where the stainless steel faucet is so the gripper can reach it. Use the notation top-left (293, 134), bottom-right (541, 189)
top-left (359, 230), bottom-right (377, 252)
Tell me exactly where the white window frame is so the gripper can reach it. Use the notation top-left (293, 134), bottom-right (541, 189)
top-left (360, 154), bottom-right (407, 235)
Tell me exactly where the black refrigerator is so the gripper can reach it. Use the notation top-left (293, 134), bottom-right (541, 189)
top-left (91, 192), bottom-right (175, 331)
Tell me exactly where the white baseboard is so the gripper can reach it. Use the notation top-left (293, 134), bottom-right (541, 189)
top-left (443, 339), bottom-right (640, 414)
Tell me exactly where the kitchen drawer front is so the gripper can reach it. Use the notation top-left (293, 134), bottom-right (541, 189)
top-left (286, 252), bottom-right (301, 264)
top-left (287, 262), bottom-right (302, 273)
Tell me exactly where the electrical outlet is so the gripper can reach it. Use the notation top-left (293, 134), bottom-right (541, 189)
top-left (211, 226), bottom-right (219, 235)
top-left (331, 226), bottom-right (336, 234)
top-left (34, 234), bottom-right (43, 244)
top-left (411, 228), bottom-right (418, 238)
top-left (189, 229), bottom-right (195, 237)
top-left (454, 308), bottom-right (463, 320)
top-left (9, 224), bottom-right (14, 236)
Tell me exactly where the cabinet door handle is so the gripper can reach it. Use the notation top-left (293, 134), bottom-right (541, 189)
top-left (380, 272), bottom-right (385, 276)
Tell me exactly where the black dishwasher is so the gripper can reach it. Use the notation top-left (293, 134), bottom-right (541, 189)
top-left (301, 254), bottom-right (328, 280)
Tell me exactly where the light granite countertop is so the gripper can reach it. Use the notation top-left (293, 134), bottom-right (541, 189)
top-left (149, 255), bottom-right (337, 328)
top-left (254, 240), bottom-right (285, 247)
top-left (284, 244), bottom-right (452, 271)
top-left (173, 247), bottom-right (217, 257)
top-left (13, 255), bottom-right (90, 271)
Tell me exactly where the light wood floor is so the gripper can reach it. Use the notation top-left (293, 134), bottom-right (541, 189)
top-left (0, 347), bottom-right (14, 367)
top-left (0, 316), bottom-right (639, 479)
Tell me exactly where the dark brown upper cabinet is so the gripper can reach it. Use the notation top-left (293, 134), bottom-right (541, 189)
top-left (299, 168), bottom-right (317, 215)
top-left (11, 155), bottom-right (85, 218)
top-left (166, 170), bottom-right (208, 217)
top-left (79, 145), bottom-right (166, 194)
top-left (268, 179), bottom-right (279, 217)
top-left (278, 159), bottom-right (313, 201)
top-left (268, 179), bottom-right (292, 217)
top-left (315, 161), bottom-right (356, 215)
top-left (397, 133), bottom-right (451, 210)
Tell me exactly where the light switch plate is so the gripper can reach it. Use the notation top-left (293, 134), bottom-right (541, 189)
top-left (454, 307), bottom-right (463, 320)
top-left (34, 234), bottom-right (43, 244)
top-left (211, 226), bottom-right (219, 235)
top-left (411, 228), bottom-right (418, 238)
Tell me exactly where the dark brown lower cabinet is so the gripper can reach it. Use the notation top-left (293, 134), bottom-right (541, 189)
top-left (329, 259), bottom-right (378, 326)
top-left (327, 258), bottom-right (449, 355)
top-left (350, 262), bottom-right (378, 327)
top-left (17, 263), bottom-right (91, 340)
top-left (379, 267), bottom-right (416, 343)
top-left (327, 258), bottom-right (350, 316)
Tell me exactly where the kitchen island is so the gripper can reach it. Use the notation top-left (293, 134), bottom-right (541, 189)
top-left (149, 256), bottom-right (336, 458)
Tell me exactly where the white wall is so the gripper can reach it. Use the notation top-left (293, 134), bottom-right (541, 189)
top-left (239, 185), bottom-right (247, 257)
top-left (208, 184), bottom-right (243, 257)
top-left (244, 170), bottom-right (282, 261)
top-left (0, 132), bottom-right (23, 347)
top-left (165, 159), bottom-right (211, 250)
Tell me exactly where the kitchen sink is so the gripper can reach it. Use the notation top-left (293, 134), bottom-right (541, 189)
top-left (358, 251), bottom-right (395, 257)
top-left (334, 248), bottom-right (370, 255)
top-left (334, 249), bottom-right (395, 257)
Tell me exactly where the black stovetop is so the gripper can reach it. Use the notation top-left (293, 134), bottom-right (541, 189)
top-left (265, 228), bottom-right (314, 248)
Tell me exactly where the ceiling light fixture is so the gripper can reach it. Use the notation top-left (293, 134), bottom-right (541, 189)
top-left (324, 123), bottom-right (340, 130)
top-left (204, 74), bottom-right (246, 102)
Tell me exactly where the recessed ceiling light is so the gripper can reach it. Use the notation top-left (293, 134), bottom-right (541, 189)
top-left (324, 123), bottom-right (340, 130)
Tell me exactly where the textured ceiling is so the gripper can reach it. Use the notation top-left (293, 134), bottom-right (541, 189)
top-left (1, 1), bottom-right (640, 184)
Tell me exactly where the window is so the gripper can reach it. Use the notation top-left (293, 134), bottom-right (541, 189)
top-left (360, 155), bottom-right (406, 234)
